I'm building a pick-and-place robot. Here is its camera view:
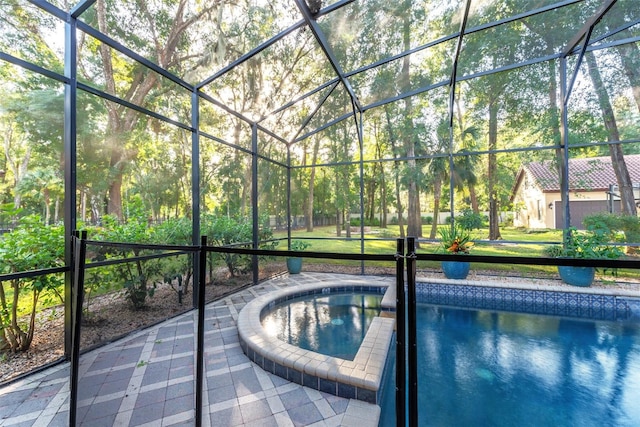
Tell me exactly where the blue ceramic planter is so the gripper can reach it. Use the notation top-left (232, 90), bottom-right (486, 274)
top-left (441, 260), bottom-right (471, 280)
top-left (286, 257), bottom-right (303, 274)
top-left (558, 265), bottom-right (595, 287)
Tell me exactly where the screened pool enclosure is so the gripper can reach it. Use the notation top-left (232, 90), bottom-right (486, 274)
top-left (1, 0), bottom-right (640, 384)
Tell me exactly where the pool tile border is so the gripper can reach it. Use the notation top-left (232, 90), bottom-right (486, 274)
top-left (237, 278), bottom-right (394, 404)
top-left (416, 277), bottom-right (640, 321)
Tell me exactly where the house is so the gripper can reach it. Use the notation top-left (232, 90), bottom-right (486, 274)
top-left (510, 155), bottom-right (640, 229)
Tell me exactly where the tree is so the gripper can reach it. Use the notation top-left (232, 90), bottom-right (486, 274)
top-left (427, 119), bottom-right (450, 239)
top-left (82, 0), bottom-right (223, 219)
top-left (584, 51), bottom-right (637, 216)
top-left (15, 168), bottom-right (63, 224)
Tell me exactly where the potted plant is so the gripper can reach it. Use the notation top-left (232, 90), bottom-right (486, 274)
top-left (438, 223), bottom-right (474, 280)
top-left (544, 227), bottom-right (623, 287)
top-left (287, 240), bottom-right (311, 274)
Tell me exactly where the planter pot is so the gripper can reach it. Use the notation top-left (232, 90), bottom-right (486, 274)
top-left (558, 265), bottom-right (595, 287)
top-left (286, 257), bottom-right (303, 274)
top-left (441, 260), bottom-right (471, 280)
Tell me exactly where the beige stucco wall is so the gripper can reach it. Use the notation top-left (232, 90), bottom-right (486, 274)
top-left (514, 180), bottom-right (609, 229)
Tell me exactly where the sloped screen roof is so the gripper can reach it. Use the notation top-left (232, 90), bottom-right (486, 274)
top-left (53, 0), bottom-right (637, 146)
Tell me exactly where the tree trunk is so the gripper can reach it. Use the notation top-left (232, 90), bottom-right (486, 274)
top-left (488, 102), bottom-right (502, 240)
top-left (429, 177), bottom-right (442, 239)
top-left (345, 210), bottom-right (351, 238)
top-left (108, 172), bottom-right (124, 219)
top-left (400, 5), bottom-right (422, 239)
top-left (586, 53), bottom-right (637, 216)
top-left (616, 37), bottom-right (640, 112)
top-left (385, 107), bottom-right (405, 238)
top-left (469, 185), bottom-right (479, 213)
top-left (381, 164), bottom-right (388, 228)
top-left (306, 138), bottom-right (320, 232)
top-left (547, 58), bottom-right (568, 223)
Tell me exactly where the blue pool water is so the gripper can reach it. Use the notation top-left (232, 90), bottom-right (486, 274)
top-left (380, 304), bottom-right (640, 426)
top-left (261, 292), bottom-right (382, 360)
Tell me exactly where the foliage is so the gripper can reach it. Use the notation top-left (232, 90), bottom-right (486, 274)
top-left (151, 217), bottom-right (194, 297)
top-left (0, 215), bottom-right (64, 352)
top-left (350, 217), bottom-right (381, 227)
top-left (544, 227), bottom-right (623, 260)
top-left (438, 224), bottom-right (474, 254)
top-left (290, 240), bottom-right (311, 251)
top-left (93, 204), bottom-right (161, 309)
top-left (457, 209), bottom-right (485, 231)
top-left (421, 216), bottom-right (433, 225)
top-left (582, 213), bottom-right (640, 248)
top-left (202, 214), bottom-right (252, 277)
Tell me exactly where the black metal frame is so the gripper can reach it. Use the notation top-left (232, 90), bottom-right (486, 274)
top-left (2, 0), bottom-right (635, 382)
top-left (6, 229), bottom-right (639, 424)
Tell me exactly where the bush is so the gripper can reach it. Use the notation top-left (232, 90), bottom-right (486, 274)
top-left (583, 213), bottom-right (639, 247)
top-left (97, 213), bottom-right (161, 309)
top-left (0, 215), bottom-right (64, 352)
top-left (501, 213), bottom-right (514, 227)
top-left (421, 216), bottom-right (433, 225)
top-left (350, 217), bottom-right (380, 227)
top-left (457, 209), bottom-right (484, 230)
top-left (202, 215), bottom-right (252, 277)
top-left (544, 227), bottom-right (623, 261)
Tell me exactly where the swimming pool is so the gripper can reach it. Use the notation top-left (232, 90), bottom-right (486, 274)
top-left (380, 302), bottom-right (640, 426)
top-left (261, 292), bottom-right (383, 360)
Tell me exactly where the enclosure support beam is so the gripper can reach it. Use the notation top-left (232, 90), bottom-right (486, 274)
top-left (191, 91), bottom-right (201, 307)
top-left (69, 231), bottom-right (87, 426)
top-left (63, 13), bottom-right (78, 358)
top-left (195, 237), bottom-right (207, 427)
top-left (293, 0), bottom-right (362, 113)
top-left (562, 0), bottom-right (617, 57)
top-left (252, 124), bottom-right (259, 285)
top-left (559, 59), bottom-right (571, 230)
top-left (395, 238), bottom-right (406, 427)
top-left (357, 110), bottom-right (365, 274)
top-left (287, 147), bottom-right (292, 248)
top-left (447, 0), bottom-right (472, 225)
top-left (406, 237), bottom-right (418, 427)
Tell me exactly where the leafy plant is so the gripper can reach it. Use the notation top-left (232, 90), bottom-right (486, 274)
top-left (438, 224), bottom-right (474, 254)
top-left (202, 214), bottom-right (252, 277)
top-left (96, 206), bottom-right (160, 309)
top-left (290, 240), bottom-right (311, 251)
top-left (0, 215), bottom-right (64, 352)
top-left (457, 209), bottom-right (485, 231)
top-left (544, 227), bottom-right (623, 260)
top-left (583, 213), bottom-right (640, 250)
top-left (152, 217), bottom-right (194, 296)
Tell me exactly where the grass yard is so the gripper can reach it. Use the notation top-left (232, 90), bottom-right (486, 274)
top-left (277, 225), bottom-right (638, 278)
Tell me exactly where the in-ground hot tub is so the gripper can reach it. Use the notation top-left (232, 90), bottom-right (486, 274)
top-left (237, 276), bottom-right (395, 403)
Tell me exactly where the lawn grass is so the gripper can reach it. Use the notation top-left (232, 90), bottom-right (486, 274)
top-left (277, 225), bottom-right (640, 279)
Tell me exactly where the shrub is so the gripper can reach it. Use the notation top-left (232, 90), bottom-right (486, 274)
top-left (97, 213), bottom-right (161, 309)
top-left (457, 209), bottom-right (484, 230)
top-left (202, 214), bottom-right (252, 277)
top-left (0, 215), bottom-right (64, 352)
top-left (350, 217), bottom-right (380, 227)
top-left (544, 227), bottom-right (623, 260)
top-left (583, 213), bottom-right (639, 248)
top-left (421, 216), bottom-right (433, 225)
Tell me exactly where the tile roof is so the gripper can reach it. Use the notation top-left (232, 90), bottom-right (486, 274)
top-left (524, 154), bottom-right (640, 192)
